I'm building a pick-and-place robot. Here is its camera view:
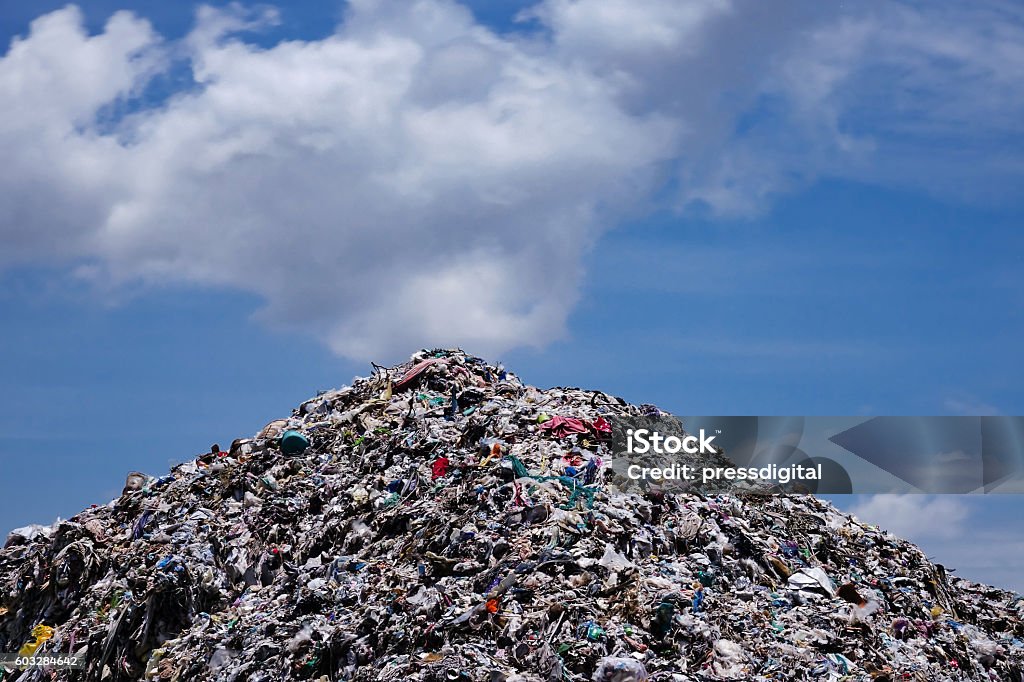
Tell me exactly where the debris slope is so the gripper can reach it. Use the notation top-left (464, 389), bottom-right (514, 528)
top-left (2, 350), bottom-right (1022, 681)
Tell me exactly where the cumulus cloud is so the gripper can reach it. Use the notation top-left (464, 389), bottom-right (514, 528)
top-left (1, 0), bottom-right (1022, 359)
top-left (842, 494), bottom-right (1024, 591)
top-left (848, 494), bottom-right (969, 541)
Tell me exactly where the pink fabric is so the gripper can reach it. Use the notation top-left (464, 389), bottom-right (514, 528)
top-left (394, 358), bottom-right (443, 391)
top-left (539, 416), bottom-right (588, 438)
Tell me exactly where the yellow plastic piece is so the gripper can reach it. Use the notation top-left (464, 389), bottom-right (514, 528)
top-left (18, 624), bottom-right (55, 656)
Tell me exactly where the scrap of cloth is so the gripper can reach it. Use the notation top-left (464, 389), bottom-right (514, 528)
top-left (538, 415), bottom-right (589, 438)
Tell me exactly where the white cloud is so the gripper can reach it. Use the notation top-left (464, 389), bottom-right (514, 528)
top-left (1, 1), bottom-right (1022, 360)
top-left (842, 494), bottom-right (1024, 592)
top-left (527, 0), bottom-right (733, 63)
top-left (848, 494), bottom-right (969, 540)
top-left (1, 2), bottom-right (680, 360)
top-left (759, 2), bottom-right (1024, 203)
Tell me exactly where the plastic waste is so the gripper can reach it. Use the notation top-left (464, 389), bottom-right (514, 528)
top-left (592, 656), bottom-right (649, 682)
top-left (280, 429), bottom-right (309, 455)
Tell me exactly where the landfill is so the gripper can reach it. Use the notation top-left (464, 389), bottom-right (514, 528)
top-left (1, 349), bottom-right (1022, 681)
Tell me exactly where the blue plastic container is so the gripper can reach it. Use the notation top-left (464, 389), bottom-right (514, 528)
top-left (280, 430), bottom-right (309, 456)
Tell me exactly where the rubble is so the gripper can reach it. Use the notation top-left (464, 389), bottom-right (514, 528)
top-left (1, 349), bottom-right (1022, 681)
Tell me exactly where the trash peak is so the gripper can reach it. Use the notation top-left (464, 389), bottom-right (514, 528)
top-left (1, 349), bottom-right (1021, 681)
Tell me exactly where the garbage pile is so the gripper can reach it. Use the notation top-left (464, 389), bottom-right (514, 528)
top-left (2, 349), bottom-right (1022, 681)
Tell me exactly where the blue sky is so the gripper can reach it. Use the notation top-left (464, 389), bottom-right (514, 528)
top-left (1, 0), bottom-right (1022, 589)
